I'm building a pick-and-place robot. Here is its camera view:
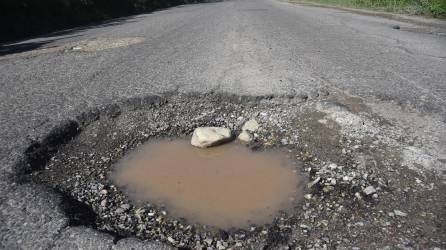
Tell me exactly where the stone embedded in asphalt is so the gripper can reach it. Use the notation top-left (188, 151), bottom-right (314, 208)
top-left (120, 204), bottom-right (130, 210)
top-left (328, 163), bottom-right (337, 170)
top-left (167, 237), bottom-right (176, 244)
top-left (307, 177), bottom-right (321, 188)
top-left (71, 46), bottom-right (83, 51)
top-left (363, 186), bottom-right (376, 195)
top-left (191, 127), bottom-right (232, 148)
top-left (238, 130), bottom-right (252, 143)
top-left (242, 119), bottom-right (259, 132)
top-left (204, 238), bottom-right (213, 246)
top-left (394, 210), bottom-right (407, 217)
top-left (216, 241), bottom-right (226, 250)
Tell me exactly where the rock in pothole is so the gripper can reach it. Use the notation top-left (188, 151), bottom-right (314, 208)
top-left (242, 119), bottom-right (259, 132)
top-left (191, 127), bottom-right (232, 148)
top-left (238, 130), bottom-right (253, 143)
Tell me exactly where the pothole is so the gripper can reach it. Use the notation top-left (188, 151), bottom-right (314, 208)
top-left (16, 92), bottom-right (446, 249)
top-left (112, 139), bottom-right (302, 229)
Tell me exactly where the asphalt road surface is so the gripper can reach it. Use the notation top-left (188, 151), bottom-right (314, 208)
top-left (1, 0), bottom-right (445, 249)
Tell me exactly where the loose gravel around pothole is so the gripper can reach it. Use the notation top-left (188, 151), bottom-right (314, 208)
top-left (15, 91), bottom-right (446, 249)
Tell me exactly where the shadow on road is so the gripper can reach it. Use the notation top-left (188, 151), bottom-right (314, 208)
top-left (0, 1), bottom-right (223, 57)
top-left (0, 15), bottom-right (140, 57)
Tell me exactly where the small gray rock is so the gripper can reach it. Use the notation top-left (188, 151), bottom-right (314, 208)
top-left (307, 177), bottom-right (321, 188)
top-left (394, 210), bottom-right (407, 217)
top-left (120, 204), bottom-right (130, 210)
top-left (363, 186), bottom-right (376, 195)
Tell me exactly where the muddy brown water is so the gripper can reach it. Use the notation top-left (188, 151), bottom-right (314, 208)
top-left (112, 140), bottom-right (302, 229)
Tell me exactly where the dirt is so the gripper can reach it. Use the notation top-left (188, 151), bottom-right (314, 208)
top-left (14, 90), bottom-right (446, 249)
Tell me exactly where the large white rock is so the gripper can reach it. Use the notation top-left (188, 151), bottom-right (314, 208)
top-left (242, 119), bottom-right (259, 132)
top-left (191, 127), bottom-right (232, 148)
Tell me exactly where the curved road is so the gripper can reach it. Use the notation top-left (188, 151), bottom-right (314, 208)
top-left (1, 0), bottom-right (445, 249)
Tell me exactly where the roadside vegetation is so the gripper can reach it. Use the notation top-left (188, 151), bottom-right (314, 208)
top-left (291, 0), bottom-right (446, 18)
top-left (0, 0), bottom-right (203, 42)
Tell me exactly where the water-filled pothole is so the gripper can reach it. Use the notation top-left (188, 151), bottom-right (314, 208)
top-left (21, 93), bottom-right (331, 248)
top-left (112, 140), bottom-right (301, 229)
top-left (18, 93), bottom-right (445, 249)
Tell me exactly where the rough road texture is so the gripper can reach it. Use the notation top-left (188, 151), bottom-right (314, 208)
top-left (1, 0), bottom-right (445, 249)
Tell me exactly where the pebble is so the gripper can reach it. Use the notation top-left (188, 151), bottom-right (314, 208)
top-left (216, 240), bottom-right (226, 250)
top-left (328, 163), bottom-right (337, 170)
top-left (204, 238), bottom-right (213, 245)
top-left (394, 210), bottom-right (407, 217)
top-left (120, 204), bottom-right (130, 210)
top-left (343, 176), bottom-right (352, 181)
top-left (363, 186), bottom-right (376, 195)
top-left (308, 177), bottom-right (321, 188)
top-left (238, 130), bottom-right (252, 143)
top-left (100, 199), bottom-right (107, 207)
top-left (304, 194), bottom-right (313, 200)
top-left (323, 186), bottom-right (334, 192)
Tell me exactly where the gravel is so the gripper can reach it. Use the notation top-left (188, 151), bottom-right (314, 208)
top-left (9, 91), bottom-right (444, 249)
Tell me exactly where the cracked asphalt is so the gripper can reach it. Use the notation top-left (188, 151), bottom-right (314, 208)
top-left (1, 0), bottom-right (445, 249)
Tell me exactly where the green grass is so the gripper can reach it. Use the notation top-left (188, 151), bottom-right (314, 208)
top-left (292, 0), bottom-right (446, 18)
